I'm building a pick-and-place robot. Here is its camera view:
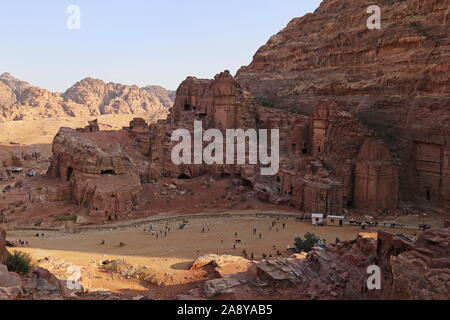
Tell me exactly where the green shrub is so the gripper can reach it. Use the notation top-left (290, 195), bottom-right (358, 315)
top-left (5, 251), bottom-right (32, 274)
top-left (294, 233), bottom-right (320, 252)
top-left (213, 290), bottom-right (224, 298)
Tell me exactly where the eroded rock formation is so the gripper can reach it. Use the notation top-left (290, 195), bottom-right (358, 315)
top-left (236, 0), bottom-right (450, 208)
top-left (45, 0), bottom-right (449, 221)
top-left (47, 70), bottom-right (404, 222)
top-left (147, 71), bottom-right (398, 216)
top-left (47, 125), bottom-right (149, 224)
top-left (0, 227), bottom-right (6, 264)
top-left (0, 73), bottom-right (174, 121)
top-left (215, 228), bottom-right (449, 300)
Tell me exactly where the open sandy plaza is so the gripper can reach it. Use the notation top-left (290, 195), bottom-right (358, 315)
top-left (4, 214), bottom-right (419, 295)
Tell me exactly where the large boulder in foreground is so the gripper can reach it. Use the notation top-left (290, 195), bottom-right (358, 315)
top-left (0, 265), bottom-right (22, 300)
top-left (191, 254), bottom-right (253, 277)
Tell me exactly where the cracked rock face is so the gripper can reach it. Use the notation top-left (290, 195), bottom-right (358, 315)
top-left (0, 264), bottom-right (23, 300)
top-left (236, 0), bottom-right (450, 207)
top-left (47, 126), bottom-right (148, 223)
top-left (377, 228), bottom-right (450, 300)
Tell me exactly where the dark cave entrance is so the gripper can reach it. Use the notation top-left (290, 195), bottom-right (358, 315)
top-left (302, 143), bottom-right (309, 154)
top-left (242, 179), bottom-right (253, 189)
top-left (177, 173), bottom-right (191, 180)
top-left (67, 167), bottom-right (74, 181)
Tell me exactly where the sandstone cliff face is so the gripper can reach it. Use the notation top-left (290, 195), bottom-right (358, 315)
top-left (236, 0), bottom-right (450, 207)
top-left (47, 70), bottom-right (403, 222)
top-left (0, 73), bottom-right (174, 121)
top-left (47, 125), bottom-right (150, 223)
top-left (0, 227), bottom-right (6, 264)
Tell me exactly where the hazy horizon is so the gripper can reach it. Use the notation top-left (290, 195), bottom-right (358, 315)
top-left (0, 1), bottom-right (322, 92)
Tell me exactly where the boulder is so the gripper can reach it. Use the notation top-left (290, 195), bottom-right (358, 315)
top-left (204, 276), bottom-right (241, 298)
top-left (0, 264), bottom-right (22, 300)
top-left (190, 254), bottom-right (253, 277)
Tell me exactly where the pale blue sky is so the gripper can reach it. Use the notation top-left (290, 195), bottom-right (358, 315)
top-left (0, 1), bottom-right (322, 92)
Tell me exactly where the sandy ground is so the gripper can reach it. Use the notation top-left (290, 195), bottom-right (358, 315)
top-left (0, 113), bottom-right (158, 146)
top-left (6, 216), bottom-right (419, 296)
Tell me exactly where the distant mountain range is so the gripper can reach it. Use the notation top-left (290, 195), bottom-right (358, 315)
top-left (0, 72), bottom-right (175, 121)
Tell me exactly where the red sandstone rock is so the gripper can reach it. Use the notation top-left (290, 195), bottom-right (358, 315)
top-left (0, 73), bottom-right (174, 121)
top-left (47, 125), bottom-right (148, 223)
top-left (47, 70), bottom-right (408, 221)
top-left (236, 0), bottom-right (450, 209)
top-left (0, 227), bottom-right (6, 264)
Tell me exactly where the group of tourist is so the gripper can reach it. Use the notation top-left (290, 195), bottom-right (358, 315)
top-left (17, 239), bottom-right (29, 247)
top-left (95, 218), bottom-right (294, 261)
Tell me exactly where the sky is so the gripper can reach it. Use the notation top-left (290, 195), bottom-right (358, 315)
top-left (0, 1), bottom-right (322, 92)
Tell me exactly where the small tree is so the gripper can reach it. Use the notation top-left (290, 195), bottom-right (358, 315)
top-left (294, 233), bottom-right (320, 252)
top-left (5, 251), bottom-right (32, 275)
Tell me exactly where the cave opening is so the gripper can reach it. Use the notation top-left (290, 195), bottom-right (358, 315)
top-left (302, 143), bottom-right (309, 154)
top-left (101, 170), bottom-right (115, 175)
top-left (242, 179), bottom-right (253, 188)
top-left (177, 173), bottom-right (191, 180)
top-left (289, 186), bottom-right (294, 196)
top-left (67, 167), bottom-right (74, 181)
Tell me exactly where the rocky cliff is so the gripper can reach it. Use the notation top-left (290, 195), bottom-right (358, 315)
top-left (236, 0), bottom-right (450, 206)
top-left (0, 73), bottom-right (174, 121)
top-left (0, 227), bottom-right (6, 264)
top-left (254, 228), bottom-right (449, 300)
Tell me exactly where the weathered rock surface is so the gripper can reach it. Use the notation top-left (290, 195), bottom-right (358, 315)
top-left (204, 276), bottom-right (242, 298)
top-left (189, 228), bottom-right (448, 300)
top-left (0, 264), bottom-right (22, 300)
top-left (0, 73), bottom-right (174, 121)
top-left (42, 1), bottom-right (448, 219)
top-left (375, 228), bottom-right (450, 300)
top-left (191, 254), bottom-right (253, 277)
top-left (45, 70), bottom-right (404, 221)
top-left (149, 71), bottom-right (399, 215)
top-left (255, 228), bottom-right (450, 300)
top-left (236, 0), bottom-right (450, 208)
top-left (47, 124), bottom-right (149, 223)
top-left (0, 227), bottom-right (6, 264)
